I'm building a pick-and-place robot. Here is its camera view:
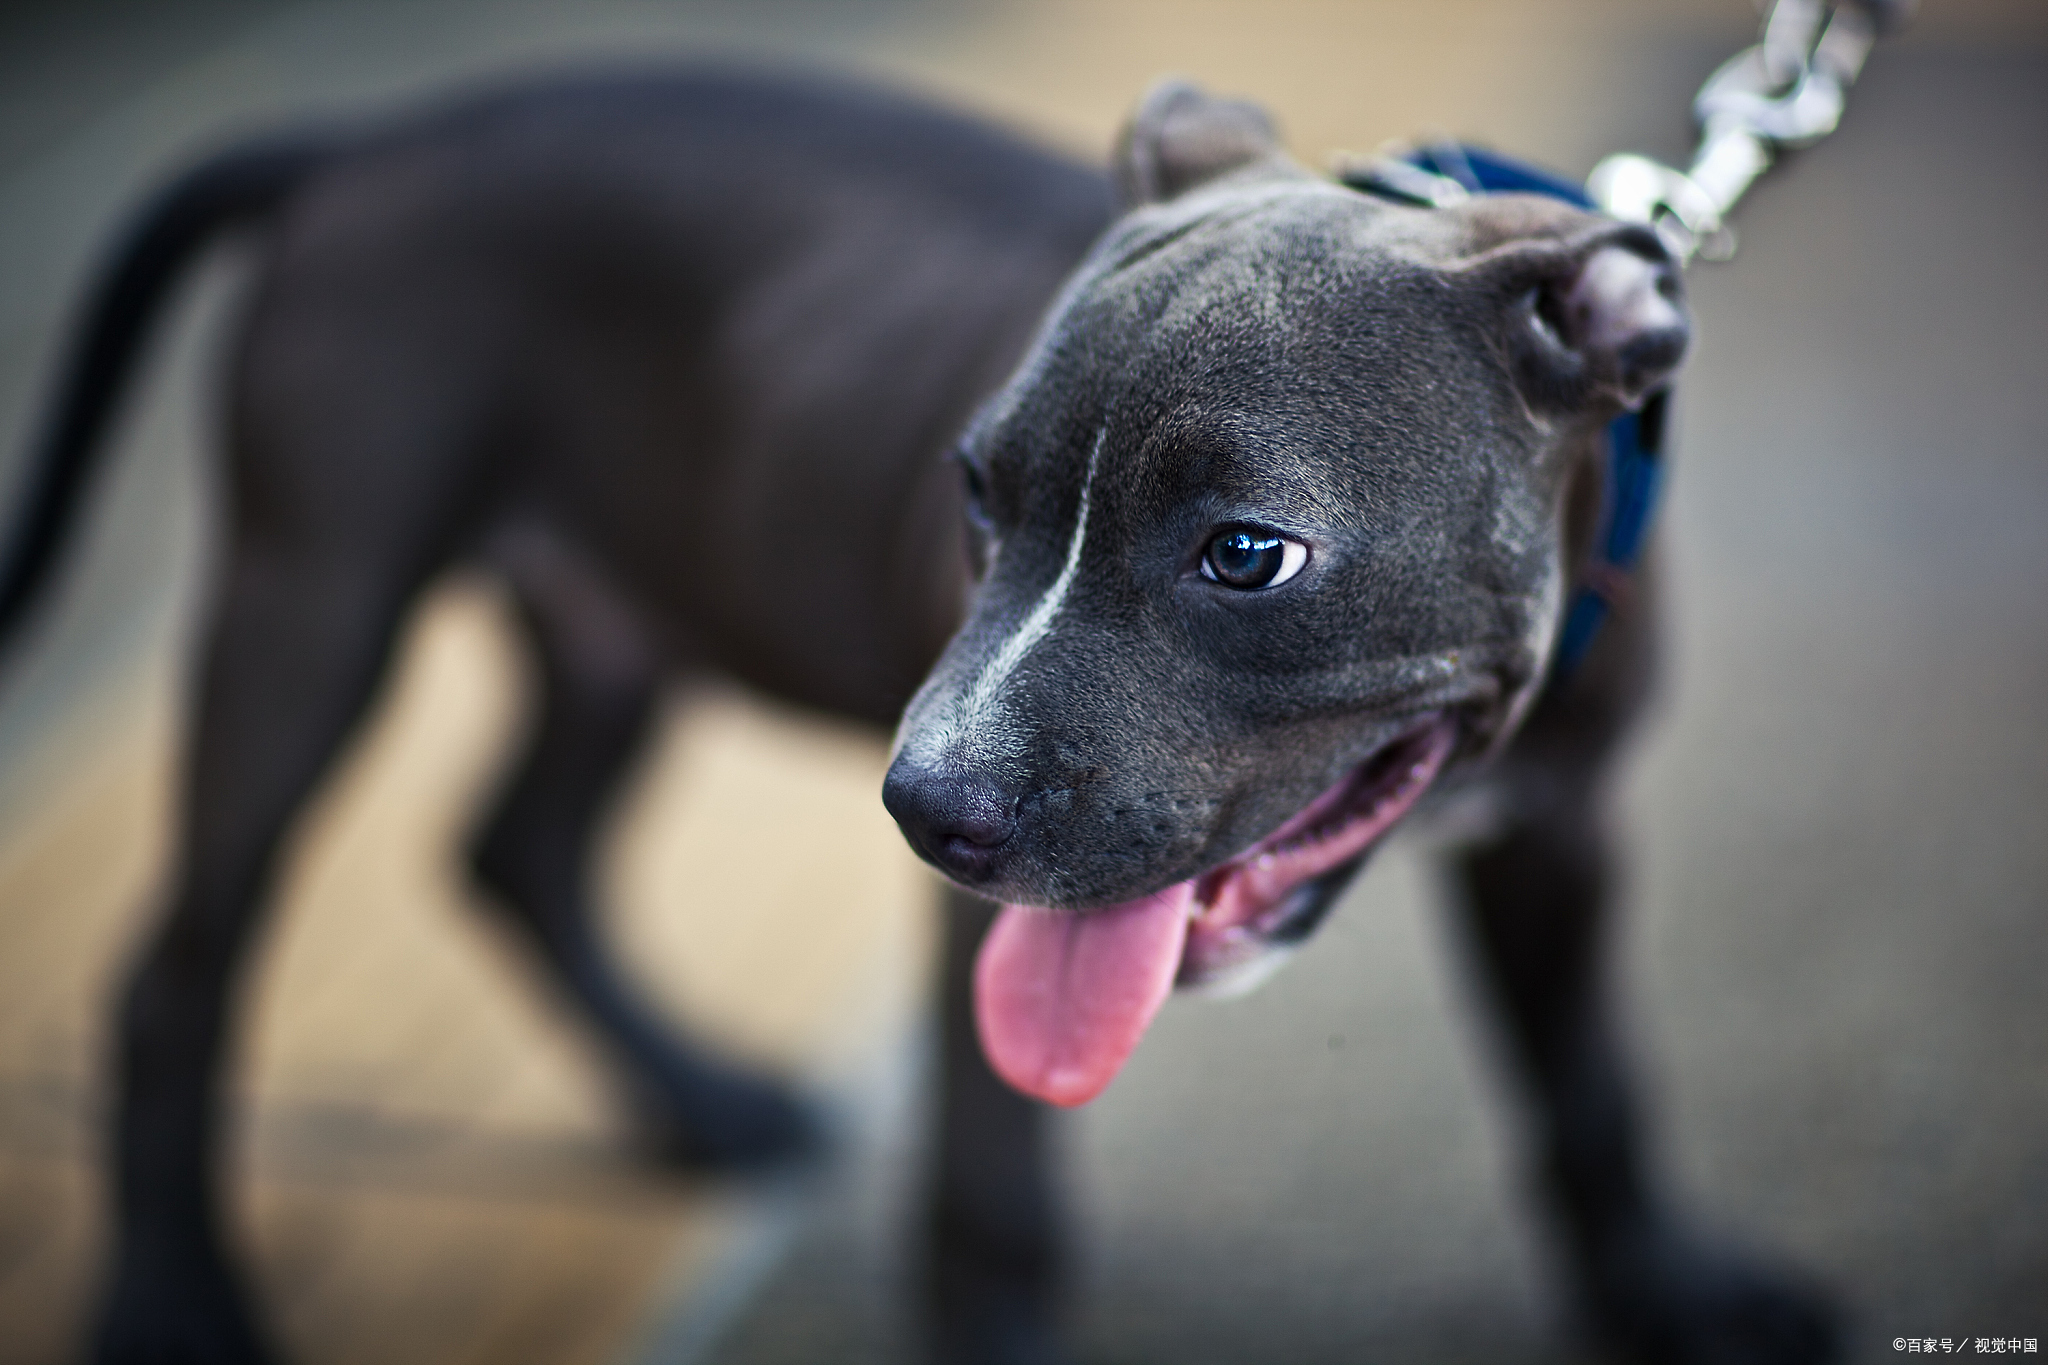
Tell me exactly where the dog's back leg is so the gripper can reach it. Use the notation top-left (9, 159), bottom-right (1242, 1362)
top-left (1448, 593), bottom-right (1838, 1365)
top-left (468, 525), bottom-right (815, 1167)
top-left (927, 887), bottom-right (1067, 1365)
top-left (96, 536), bottom-right (436, 1365)
top-left (92, 231), bottom-right (520, 1361)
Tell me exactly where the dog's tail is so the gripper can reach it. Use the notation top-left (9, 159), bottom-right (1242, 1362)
top-left (0, 130), bottom-right (339, 647)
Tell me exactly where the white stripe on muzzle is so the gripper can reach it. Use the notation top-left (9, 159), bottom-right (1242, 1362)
top-left (952, 429), bottom-right (1104, 744)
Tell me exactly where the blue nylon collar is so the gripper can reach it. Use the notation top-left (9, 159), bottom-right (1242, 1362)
top-left (1339, 144), bottom-right (1668, 679)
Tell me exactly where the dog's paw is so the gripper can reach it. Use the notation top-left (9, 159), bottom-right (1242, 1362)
top-left (1581, 1227), bottom-right (1840, 1365)
top-left (929, 1308), bottom-right (1069, 1365)
top-left (91, 1238), bottom-right (279, 1365)
top-left (928, 1274), bottom-right (1071, 1365)
top-left (627, 1058), bottom-right (825, 1171)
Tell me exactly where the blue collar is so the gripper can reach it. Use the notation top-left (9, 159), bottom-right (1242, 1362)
top-left (1339, 143), bottom-right (1668, 679)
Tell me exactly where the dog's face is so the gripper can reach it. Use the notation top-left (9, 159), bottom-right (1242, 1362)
top-left (884, 84), bottom-right (1686, 1106)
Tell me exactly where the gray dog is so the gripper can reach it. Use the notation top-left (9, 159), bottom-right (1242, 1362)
top-left (0, 66), bottom-right (1833, 1365)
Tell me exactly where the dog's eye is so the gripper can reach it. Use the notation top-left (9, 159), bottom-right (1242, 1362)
top-left (1200, 527), bottom-right (1308, 590)
top-left (954, 451), bottom-right (993, 532)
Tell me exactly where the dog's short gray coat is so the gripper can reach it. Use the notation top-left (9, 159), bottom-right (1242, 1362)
top-left (0, 66), bottom-right (1835, 1365)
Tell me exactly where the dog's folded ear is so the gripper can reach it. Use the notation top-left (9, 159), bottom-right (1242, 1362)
top-left (1115, 79), bottom-right (1289, 208)
top-left (1492, 229), bottom-right (1690, 415)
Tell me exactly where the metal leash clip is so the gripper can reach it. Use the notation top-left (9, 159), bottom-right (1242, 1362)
top-left (1589, 0), bottom-right (1912, 263)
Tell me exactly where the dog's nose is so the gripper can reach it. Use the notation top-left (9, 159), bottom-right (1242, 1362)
top-left (882, 758), bottom-right (1018, 884)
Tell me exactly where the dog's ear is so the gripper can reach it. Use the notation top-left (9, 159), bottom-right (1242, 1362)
top-left (1115, 79), bottom-right (1289, 208)
top-left (1497, 231), bottom-right (1690, 414)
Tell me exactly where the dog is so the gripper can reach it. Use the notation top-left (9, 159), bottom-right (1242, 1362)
top-left (0, 65), bottom-right (1835, 1365)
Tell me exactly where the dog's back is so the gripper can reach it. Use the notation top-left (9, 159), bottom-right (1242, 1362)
top-left (222, 68), bottom-right (1113, 720)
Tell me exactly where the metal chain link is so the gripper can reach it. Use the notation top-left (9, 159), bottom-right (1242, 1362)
top-left (1589, 0), bottom-right (1912, 263)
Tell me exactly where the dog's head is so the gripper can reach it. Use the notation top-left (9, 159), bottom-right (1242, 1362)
top-left (883, 82), bottom-right (1687, 1106)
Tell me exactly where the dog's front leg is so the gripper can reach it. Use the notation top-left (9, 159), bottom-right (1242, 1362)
top-left (926, 887), bottom-right (1068, 1365)
top-left (1450, 691), bottom-right (1840, 1364)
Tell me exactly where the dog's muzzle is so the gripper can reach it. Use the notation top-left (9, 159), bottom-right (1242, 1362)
top-left (887, 712), bottom-right (1461, 1110)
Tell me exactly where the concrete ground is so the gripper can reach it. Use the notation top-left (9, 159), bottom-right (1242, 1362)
top-left (0, 3), bottom-right (2042, 1364)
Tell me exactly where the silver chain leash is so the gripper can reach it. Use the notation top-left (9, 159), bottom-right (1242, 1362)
top-left (1590, 0), bottom-right (1913, 263)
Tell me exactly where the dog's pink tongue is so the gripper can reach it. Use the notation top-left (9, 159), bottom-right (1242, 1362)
top-left (973, 883), bottom-right (1193, 1108)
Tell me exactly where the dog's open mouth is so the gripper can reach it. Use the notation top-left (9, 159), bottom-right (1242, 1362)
top-left (974, 713), bottom-right (1457, 1108)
